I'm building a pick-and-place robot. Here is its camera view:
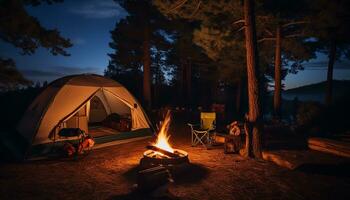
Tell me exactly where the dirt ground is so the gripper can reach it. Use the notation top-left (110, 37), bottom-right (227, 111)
top-left (1, 119), bottom-right (350, 200)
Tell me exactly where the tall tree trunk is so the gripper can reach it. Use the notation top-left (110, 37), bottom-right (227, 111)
top-left (178, 59), bottom-right (185, 106)
top-left (186, 59), bottom-right (192, 107)
top-left (273, 25), bottom-right (282, 119)
top-left (325, 40), bottom-right (336, 106)
top-left (154, 66), bottom-right (161, 108)
top-left (236, 78), bottom-right (242, 116)
top-left (241, 0), bottom-right (262, 159)
top-left (143, 25), bottom-right (152, 110)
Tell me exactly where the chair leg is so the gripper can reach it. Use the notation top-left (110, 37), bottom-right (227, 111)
top-left (193, 133), bottom-right (200, 146)
top-left (192, 132), bottom-right (198, 147)
top-left (192, 131), bottom-right (212, 149)
top-left (201, 133), bottom-right (208, 148)
top-left (197, 132), bottom-right (208, 148)
top-left (193, 132), bottom-right (202, 146)
top-left (191, 131), bottom-right (194, 146)
top-left (206, 133), bottom-right (211, 150)
top-left (192, 132), bottom-right (197, 146)
top-left (196, 134), bottom-right (206, 148)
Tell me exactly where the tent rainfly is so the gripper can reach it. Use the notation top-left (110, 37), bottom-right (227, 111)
top-left (17, 74), bottom-right (152, 146)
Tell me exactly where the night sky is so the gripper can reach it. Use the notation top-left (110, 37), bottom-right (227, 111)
top-left (1, 0), bottom-right (349, 89)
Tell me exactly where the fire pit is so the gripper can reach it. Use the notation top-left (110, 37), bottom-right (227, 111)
top-left (140, 146), bottom-right (189, 168)
top-left (139, 111), bottom-right (189, 169)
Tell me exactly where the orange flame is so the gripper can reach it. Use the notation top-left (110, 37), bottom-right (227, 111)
top-left (153, 110), bottom-right (174, 153)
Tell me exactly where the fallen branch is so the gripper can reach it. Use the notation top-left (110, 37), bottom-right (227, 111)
top-left (258, 37), bottom-right (276, 43)
top-left (308, 137), bottom-right (350, 158)
top-left (282, 21), bottom-right (309, 28)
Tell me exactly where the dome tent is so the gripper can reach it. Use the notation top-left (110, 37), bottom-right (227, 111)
top-left (17, 74), bottom-right (152, 148)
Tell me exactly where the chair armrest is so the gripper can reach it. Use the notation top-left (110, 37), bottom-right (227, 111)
top-left (193, 130), bottom-right (209, 134)
top-left (187, 123), bottom-right (200, 128)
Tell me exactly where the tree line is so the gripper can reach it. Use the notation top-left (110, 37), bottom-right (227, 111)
top-left (105, 0), bottom-right (350, 158)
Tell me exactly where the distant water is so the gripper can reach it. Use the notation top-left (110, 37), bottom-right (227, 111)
top-left (280, 80), bottom-right (350, 103)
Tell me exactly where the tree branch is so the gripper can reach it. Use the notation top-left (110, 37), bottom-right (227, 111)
top-left (258, 37), bottom-right (276, 43)
top-left (285, 33), bottom-right (304, 38)
top-left (282, 21), bottom-right (308, 28)
top-left (236, 26), bottom-right (245, 33)
top-left (264, 29), bottom-right (274, 36)
top-left (190, 0), bottom-right (202, 17)
top-left (232, 19), bottom-right (245, 25)
top-left (168, 0), bottom-right (188, 13)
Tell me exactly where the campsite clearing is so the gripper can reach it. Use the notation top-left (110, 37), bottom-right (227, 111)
top-left (0, 121), bottom-right (349, 200)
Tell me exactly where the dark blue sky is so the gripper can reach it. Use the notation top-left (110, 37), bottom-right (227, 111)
top-left (1, 0), bottom-right (349, 89)
top-left (1, 0), bottom-right (127, 82)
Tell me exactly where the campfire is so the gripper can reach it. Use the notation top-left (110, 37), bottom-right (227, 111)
top-left (140, 111), bottom-right (189, 168)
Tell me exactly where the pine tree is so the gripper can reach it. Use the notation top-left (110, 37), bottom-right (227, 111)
top-left (258, 0), bottom-right (316, 119)
top-left (154, 0), bottom-right (264, 158)
top-left (0, 0), bottom-right (72, 89)
top-left (165, 21), bottom-right (219, 107)
top-left (107, 0), bottom-right (171, 109)
top-left (0, 58), bottom-right (32, 90)
top-left (307, 0), bottom-right (350, 106)
top-left (0, 0), bottom-right (72, 56)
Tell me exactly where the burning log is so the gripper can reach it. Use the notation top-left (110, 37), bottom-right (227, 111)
top-left (146, 145), bottom-right (180, 158)
top-left (140, 111), bottom-right (189, 169)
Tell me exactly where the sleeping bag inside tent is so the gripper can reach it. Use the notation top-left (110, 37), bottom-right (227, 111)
top-left (17, 74), bottom-right (153, 156)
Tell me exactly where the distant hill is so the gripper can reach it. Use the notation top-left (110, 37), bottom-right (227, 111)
top-left (282, 80), bottom-right (350, 102)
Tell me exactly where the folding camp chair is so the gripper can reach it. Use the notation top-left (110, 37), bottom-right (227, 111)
top-left (188, 112), bottom-right (216, 148)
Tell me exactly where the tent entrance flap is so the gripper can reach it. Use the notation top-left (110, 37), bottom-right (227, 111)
top-left (56, 88), bottom-right (133, 136)
top-left (89, 96), bottom-right (108, 123)
top-left (53, 90), bottom-right (99, 137)
top-left (64, 105), bottom-right (88, 134)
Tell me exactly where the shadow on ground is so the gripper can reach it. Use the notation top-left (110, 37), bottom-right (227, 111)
top-left (108, 188), bottom-right (181, 200)
top-left (122, 164), bottom-right (140, 182)
top-left (171, 163), bottom-right (209, 184)
top-left (122, 163), bottom-right (209, 185)
top-left (296, 162), bottom-right (350, 177)
top-left (115, 163), bottom-right (209, 200)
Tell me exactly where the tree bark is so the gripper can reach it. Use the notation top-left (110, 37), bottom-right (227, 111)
top-left (143, 25), bottom-right (152, 110)
top-left (154, 65), bottom-right (161, 108)
top-left (242, 0), bottom-right (262, 158)
top-left (325, 40), bottom-right (336, 106)
top-left (273, 25), bottom-right (282, 119)
top-left (178, 59), bottom-right (185, 106)
top-left (186, 58), bottom-right (192, 107)
top-left (236, 78), bottom-right (242, 115)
